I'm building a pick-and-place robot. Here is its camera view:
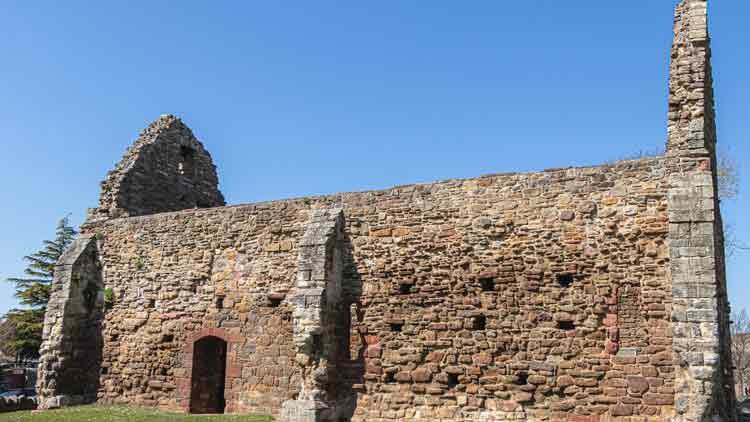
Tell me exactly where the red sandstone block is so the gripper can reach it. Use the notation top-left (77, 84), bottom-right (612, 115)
top-left (226, 365), bottom-right (241, 378)
top-left (567, 416), bottom-right (599, 422)
top-left (643, 392), bottom-right (674, 405)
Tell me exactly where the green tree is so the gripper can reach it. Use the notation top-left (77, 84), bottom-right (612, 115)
top-left (0, 317), bottom-right (16, 361)
top-left (3, 216), bottom-right (77, 362)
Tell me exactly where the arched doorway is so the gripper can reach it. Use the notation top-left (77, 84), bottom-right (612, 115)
top-left (189, 336), bottom-right (227, 414)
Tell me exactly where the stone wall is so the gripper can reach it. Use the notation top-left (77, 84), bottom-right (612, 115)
top-left (91, 114), bottom-right (225, 220)
top-left (80, 155), bottom-right (678, 421)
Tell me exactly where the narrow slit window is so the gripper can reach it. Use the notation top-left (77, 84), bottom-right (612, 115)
top-left (179, 146), bottom-right (196, 177)
top-left (447, 373), bottom-right (459, 389)
top-left (473, 315), bottom-right (487, 331)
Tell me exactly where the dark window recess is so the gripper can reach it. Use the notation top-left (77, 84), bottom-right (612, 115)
top-left (179, 146), bottom-right (196, 177)
top-left (268, 296), bottom-right (283, 307)
top-left (384, 372), bottom-right (395, 383)
top-left (515, 371), bottom-right (528, 385)
top-left (473, 315), bottom-right (487, 331)
top-left (215, 296), bottom-right (224, 309)
top-left (558, 321), bottom-right (575, 331)
top-left (398, 283), bottom-right (411, 295)
top-left (101, 367), bottom-right (109, 375)
top-left (147, 299), bottom-right (156, 308)
top-left (447, 373), bottom-right (460, 389)
top-left (479, 278), bottom-right (495, 292)
top-left (390, 322), bottom-right (404, 332)
top-left (110, 334), bottom-right (119, 342)
top-left (557, 273), bottom-right (574, 288)
top-left (162, 334), bottom-right (174, 343)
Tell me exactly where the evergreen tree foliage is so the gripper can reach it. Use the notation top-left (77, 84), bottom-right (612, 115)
top-left (0, 318), bottom-right (16, 361)
top-left (2, 216), bottom-right (77, 361)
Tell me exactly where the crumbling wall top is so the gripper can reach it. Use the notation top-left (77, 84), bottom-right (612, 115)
top-left (667, 0), bottom-right (714, 158)
top-left (91, 114), bottom-right (225, 220)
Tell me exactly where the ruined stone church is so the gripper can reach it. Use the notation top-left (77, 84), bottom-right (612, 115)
top-left (35, 1), bottom-right (736, 421)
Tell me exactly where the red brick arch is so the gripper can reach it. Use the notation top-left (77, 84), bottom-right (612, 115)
top-left (176, 328), bottom-right (244, 413)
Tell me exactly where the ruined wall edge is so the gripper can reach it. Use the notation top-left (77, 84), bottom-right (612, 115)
top-left (667, 1), bottom-right (736, 420)
top-left (36, 234), bottom-right (105, 410)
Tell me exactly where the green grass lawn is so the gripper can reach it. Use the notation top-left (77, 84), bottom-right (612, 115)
top-left (0, 405), bottom-right (273, 422)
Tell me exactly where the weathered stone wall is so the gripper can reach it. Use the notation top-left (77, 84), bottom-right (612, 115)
top-left (91, 114), bottom-right (225, 220)
top-left (81, 155), bottom-right (677, 421)
top-left (89, 207), bottom-right (301, 415)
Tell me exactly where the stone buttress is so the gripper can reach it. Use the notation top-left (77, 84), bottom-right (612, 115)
top-left (36, 235), bottom-right (104, 409)
top-left (666, 0), bottom-right (736, 420)
top-left (281, 208), bottom-right (354, 422)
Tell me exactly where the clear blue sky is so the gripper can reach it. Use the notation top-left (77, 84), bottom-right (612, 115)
top-left (0, 1), bottom-right (747, 316)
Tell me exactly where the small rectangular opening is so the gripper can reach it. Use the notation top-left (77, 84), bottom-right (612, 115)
top-left (179, 146), bottom-right (196, 177)
top-left (557, 273), bottom-right (574, 288)
top-left (390, 322), bottom-right (404, 332)
top-left (479, 277), bottom-right (495, 292)
top-left (162, 334), bottom-right (174, 343)
top-left (268, 297), bottom-right (283, 307)
top-left (216, 296), bottom-right (224, 309)
top-left (515, 371), bottom-right (528, 385)
top-left (447, 373), bottom-right (459, 389)
top-left (398, 283), bottom-right (411, 295)
top-left (558, 321), bottom-right (575, 331)
top-left (473, 315), bottom-right (486, 331)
